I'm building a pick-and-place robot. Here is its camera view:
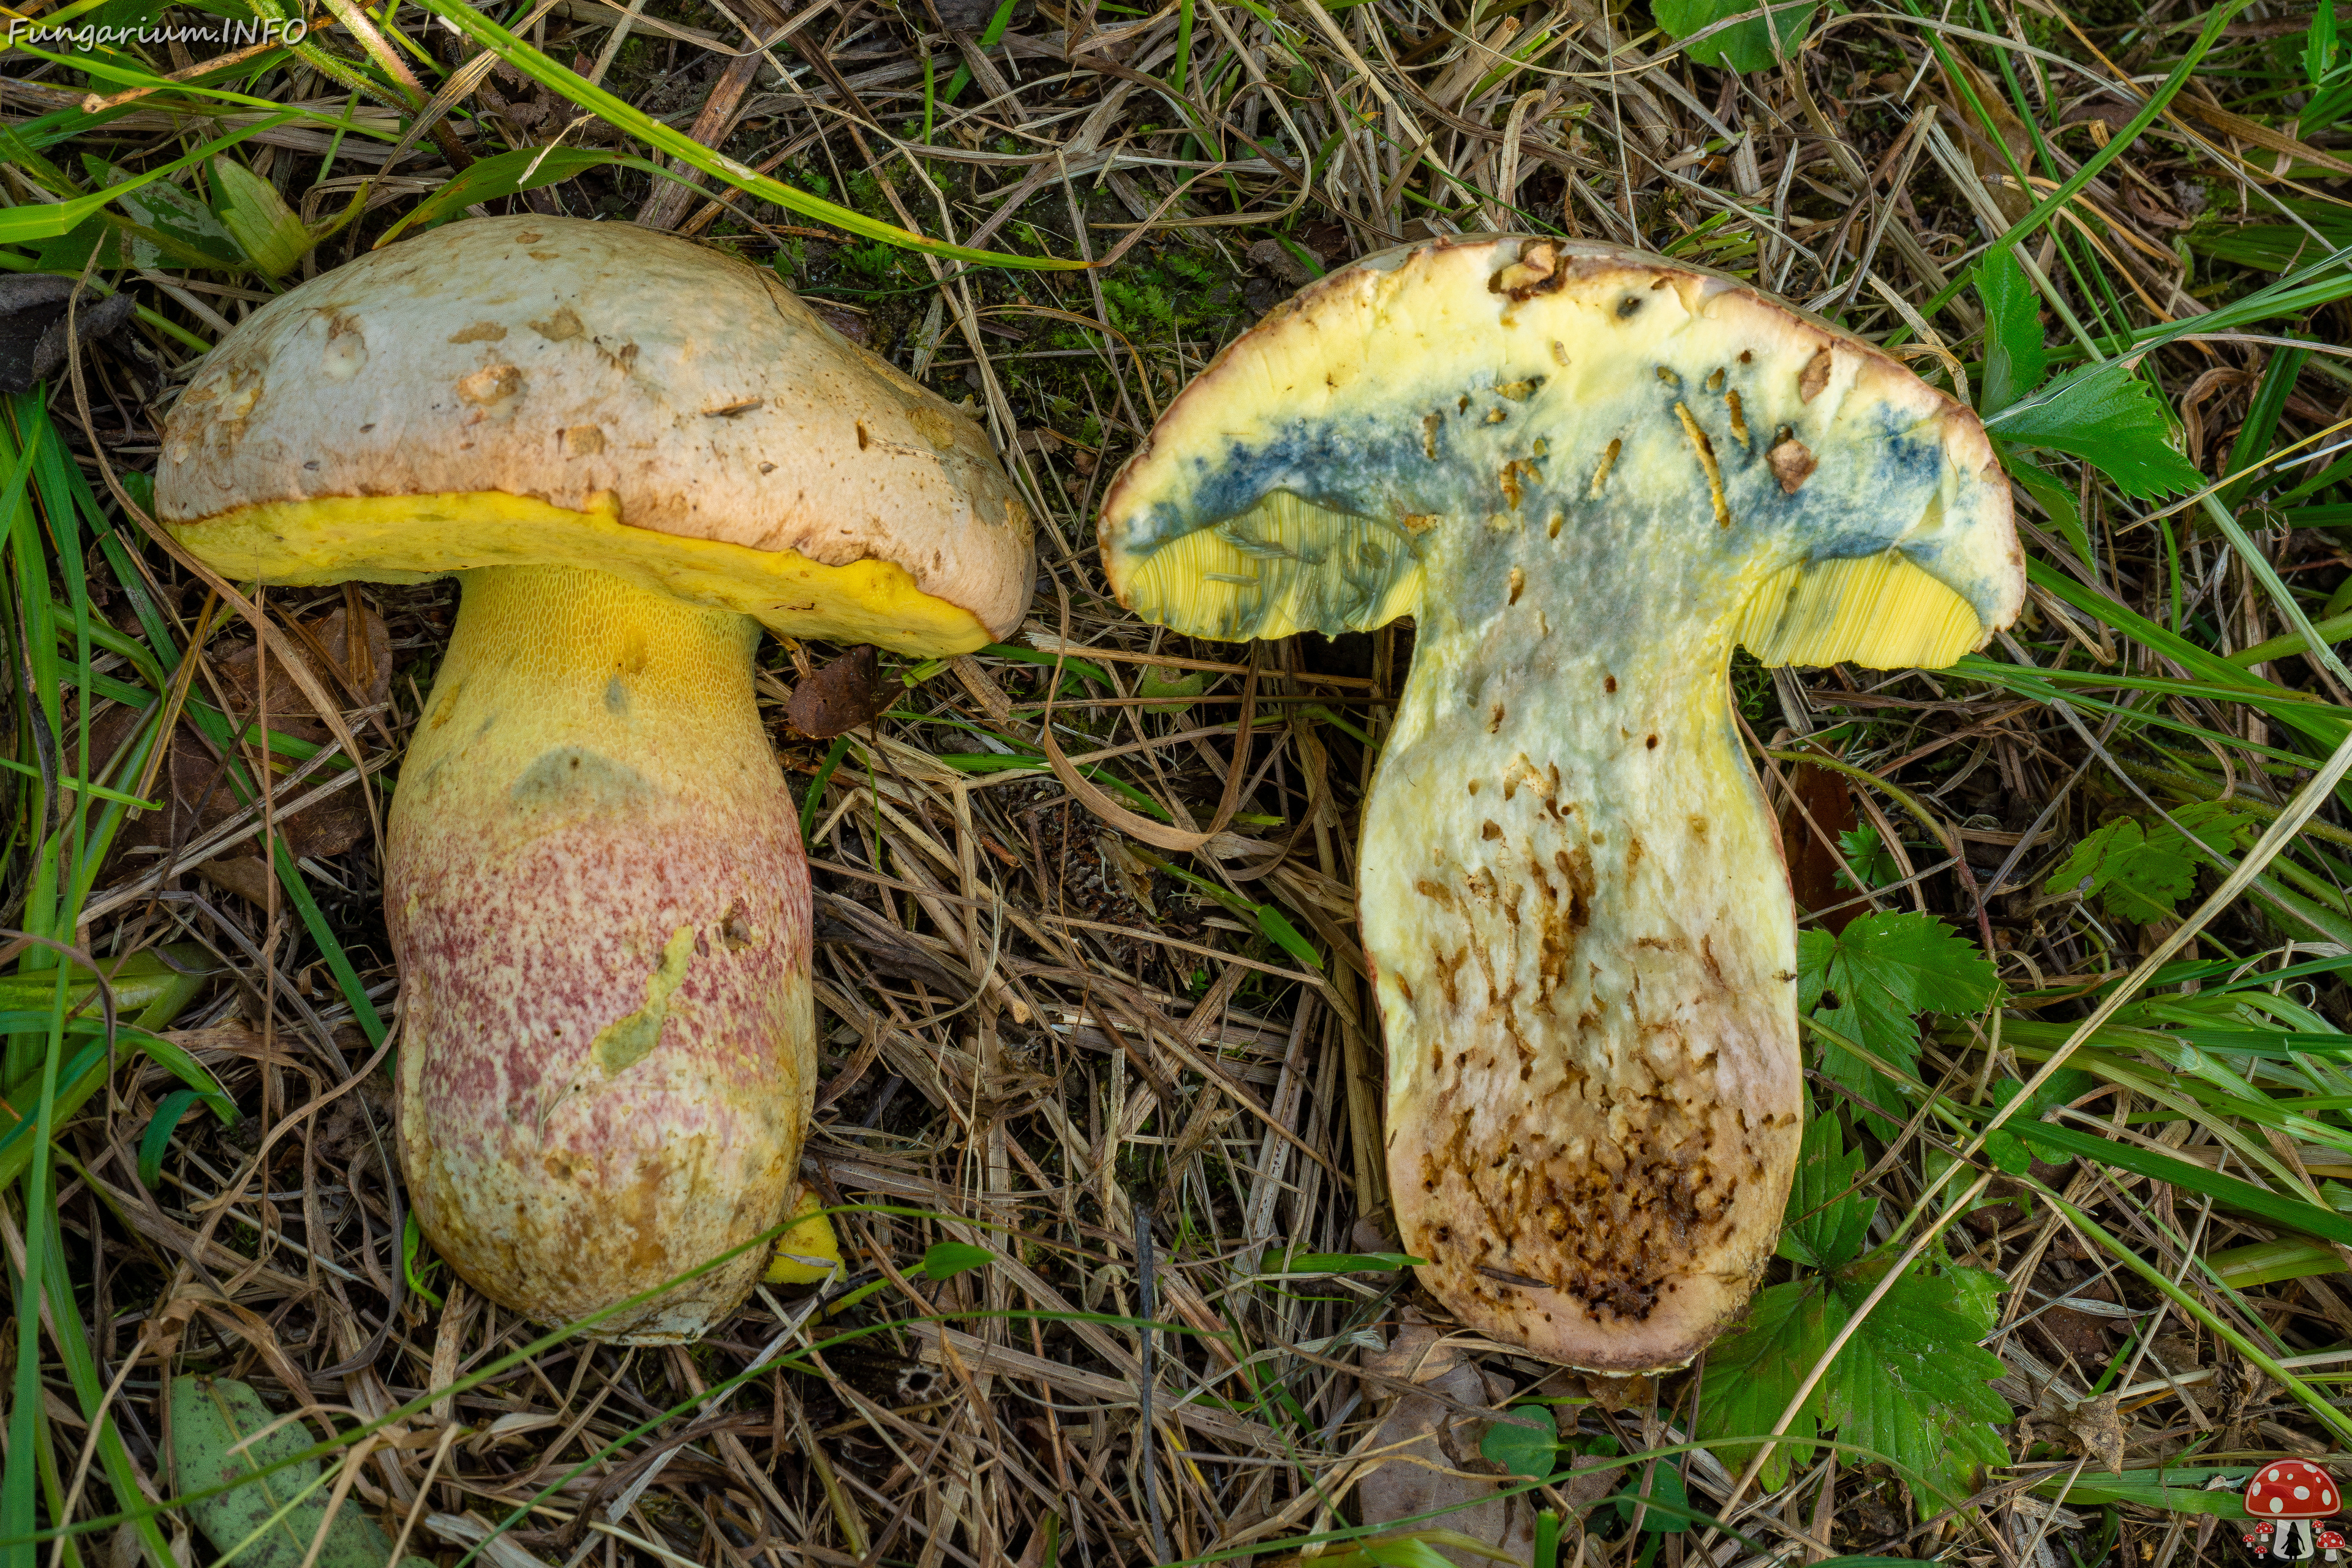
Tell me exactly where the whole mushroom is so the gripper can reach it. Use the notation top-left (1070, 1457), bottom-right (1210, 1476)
top-left (1098, 235), bottom-right (2022, 1371)
top-left (157, 216), bottom-right (1034, 1340)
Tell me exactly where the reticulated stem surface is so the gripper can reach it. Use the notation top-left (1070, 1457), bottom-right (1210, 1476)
top-left (390, 563), bottom-right (810, 1342)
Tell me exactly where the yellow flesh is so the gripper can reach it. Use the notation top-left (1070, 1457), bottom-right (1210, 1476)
top-left (1096, 239), bottom-right (2018, 1370)
top-left (175, 490), bottom-right (992, 656)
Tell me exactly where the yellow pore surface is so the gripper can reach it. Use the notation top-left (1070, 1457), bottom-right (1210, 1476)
top-left (765, 1188), bottom-right (845, 1286)
top-left (1732, 549), bottom-right (1986, 670)
top-left (399, 560), bottom-right (781, 805)
top-left (172, 489), bottom-right (993, 657)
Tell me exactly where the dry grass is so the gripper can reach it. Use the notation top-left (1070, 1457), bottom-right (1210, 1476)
top-left (12, 0), bottom-right (2352, 1565)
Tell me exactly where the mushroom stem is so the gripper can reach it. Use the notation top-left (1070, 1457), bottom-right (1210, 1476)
top-left (389, 563), bottom-right (812, 1343)
top-left (1368, 527), bottom-right (1801, 1373)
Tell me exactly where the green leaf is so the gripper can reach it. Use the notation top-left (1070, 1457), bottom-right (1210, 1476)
top-left (1259, 1250), bottom-right (1425, 1273)
top-left (1611, 1460), bottom-right (1692, 1533)
top-left (1254, 903), bottom-right (1324, 969)
top-left (1779, 1106), bottom-right (1875, 1270)
top-left (2002, 448), bottom-right (2092, 568)
top-left (1831, 825), bottom-right (1900, 892)
top-left (1981, 1129), bottom-right (2031, 1175)
top-left (1983, 359), bottom-right (2204, 500)
top-left (87, 156), bottom-right (239, 266)
top-left (1651, 0), bottom-right (1815, 72)
top-left (137, 1089), bottom-right (201, 1189)
top-left (1974, 246), bottom-right (2048, 416)
top-left (1479, 1403), bottom-right (1557, 1479)
top-left (2309, 0), bottom-right (2341, 92)
top-left (0, 116), bottom-right (296, 244)
top-left (921, 1240), bottom-right (995, 1280)
top-left (1137, 663), bottom-right (1208, 718)
top-left (209, 159), bottom-right (314, 278)
top-left (2041, 801), bottom-right (2257, 922)
top-left (1820, 1266), bottom-right (2011, 1506)
top-left (1798, 913), bottom-right (1999, 1128)
top-left (168, 1376), bottom-right (434, 1568)
top-left (0, 943), bottom-right (213, 1030)
top-left (402, 1210), bottom-right (444, 1310)
top-left (1997, 1117), bottom-right (2352, 1246)
top-left (2031, 1468), bottom-right (2253, 1515)
top-left (979, 643), bottom-right (1115, 689)
top-left (1696, 1279), bottom-right (1830, 1494)
top-left (378, 146), bottom-right (667, 243)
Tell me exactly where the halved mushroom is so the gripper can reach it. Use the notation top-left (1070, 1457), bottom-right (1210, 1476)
top-left (1099, 236), bottom-right (2021, 1371)
top-left (158, 215), bottom-right (1034, 1341)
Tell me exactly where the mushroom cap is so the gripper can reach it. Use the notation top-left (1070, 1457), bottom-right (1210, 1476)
top-left (1099, 234), bottom-right (2021, 668)
top-left (158, 216), bottom-right (1033, 654)
top-left (2250, 1461), bottom-right (2340, 1518)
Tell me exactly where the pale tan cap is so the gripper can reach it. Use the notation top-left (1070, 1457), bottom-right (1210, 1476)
top-left (157, 215), bottom-right (1033, 653)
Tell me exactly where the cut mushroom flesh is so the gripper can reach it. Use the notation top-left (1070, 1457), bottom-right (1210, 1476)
top-left (1101, 236), bottom-right (2021, 1371)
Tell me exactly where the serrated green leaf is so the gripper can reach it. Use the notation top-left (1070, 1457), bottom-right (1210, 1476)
top-left (1990, 1068), bottom-right (2096, 1129)
top-left (168, 1376), bottom-right (432, 1568)
top-left (921, 1241), bottom-right (995, 1280)
top-left (1798, 913), bottom-right (1999, 1129)
top-left (1800, 912), bottom-right (2002, 1026)
top-left (1983, 359), bottom-right (2204, 500)
top-left (1821, 1268), bottom-right (2011, 1506)
top-left (1780, 1107), bottom-right (1876, 1270)
top-left (1697, 1279), bottom-right (1829, 1494)
top-left (2041, 802), bottom-right (2257, 922)
top-left (1831, 825), bottom-right (1900, 891)
top-left (1651, 0), bottom-right (1815, 72)
top-left (209, 159), bottom-right (314, 279)
top-left (1974, 247), bottom-right (2048, 417)
top-left (1939, 1263), bottom-right (2004, 1333)
top-left (1479, 1403), bottom-right (1557, 1479)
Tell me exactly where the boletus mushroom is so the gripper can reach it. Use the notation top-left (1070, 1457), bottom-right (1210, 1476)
top-left (157, 216), bottom-right (1034, 1341)
top-left (1099, 236), bottom-right (2021, 1371)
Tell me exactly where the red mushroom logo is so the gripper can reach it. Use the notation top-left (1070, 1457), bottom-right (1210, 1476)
top-left (2248, 1461), bottom-right (2341, 1559)
top-left (2318, 1528), bottom-right (2346, 1562)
